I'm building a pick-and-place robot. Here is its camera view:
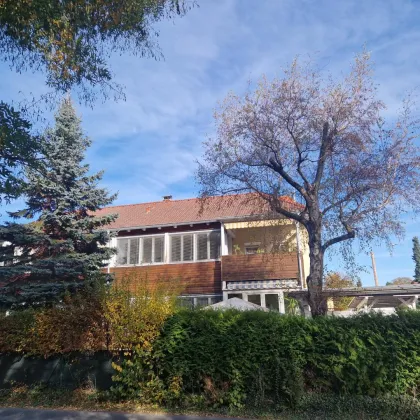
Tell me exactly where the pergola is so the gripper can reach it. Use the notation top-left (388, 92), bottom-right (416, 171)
top-left (288, 284), bottom-right (420, 316)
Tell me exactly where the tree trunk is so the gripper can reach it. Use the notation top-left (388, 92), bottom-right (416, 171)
top-left (306, 239), bottom-right (327, 316)
top-left (305, 206), bottom-right (327, 316)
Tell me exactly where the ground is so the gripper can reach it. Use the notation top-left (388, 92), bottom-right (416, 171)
top-left (0, 408), bottom-right (242, 420)
top-left (1, 385), bottom-right (420, 420)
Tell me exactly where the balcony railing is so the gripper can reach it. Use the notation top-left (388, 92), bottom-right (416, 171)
top-left (221, 253), bottom-right (299, 283)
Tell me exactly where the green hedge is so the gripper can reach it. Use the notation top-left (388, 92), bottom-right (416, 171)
top-left (111, 309), bottom-right (420, 409)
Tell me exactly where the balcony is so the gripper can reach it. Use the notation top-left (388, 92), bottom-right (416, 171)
top-left (221, 253), bottom-right (300, 283)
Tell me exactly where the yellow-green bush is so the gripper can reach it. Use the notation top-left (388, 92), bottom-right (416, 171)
top-left (0, 287), bottom-right (106, 357)
top-left (0, 275), bottom-right (180, 357)
top-left (105, 276), bottom-right (180, 353)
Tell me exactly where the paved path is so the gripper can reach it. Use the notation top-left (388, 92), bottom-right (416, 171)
top-left (0, 408), bottom-right (247, 420)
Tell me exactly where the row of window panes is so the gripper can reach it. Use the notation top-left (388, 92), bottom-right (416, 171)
top-left (116, 231), bottom-right (220, 266)
top-left (227, 293), bottom-right (280, 311)
top-left (170, 231), bottom-right (220, 262)
top-left (178, 295), bottom-right (222, 309)
top-left (116, 236), bottom-right (164, 265)
top-left (226, 293), bottom-right (301, 314)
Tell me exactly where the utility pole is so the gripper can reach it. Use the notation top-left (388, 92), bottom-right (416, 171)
top-left (370, 251), bottom-right (379, 287)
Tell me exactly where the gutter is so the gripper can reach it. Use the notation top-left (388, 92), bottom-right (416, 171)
top-left (105, 214), bottom-right (290, 232)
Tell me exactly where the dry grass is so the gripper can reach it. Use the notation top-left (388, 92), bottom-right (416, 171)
top-left (1, 385), bottom-right (420, 420)
top-left (0, 385), bottom-right (254, 418)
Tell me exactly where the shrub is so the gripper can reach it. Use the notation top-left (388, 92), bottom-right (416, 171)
top-left (0, 281), bottom-right (107, 357)
top-left (294, 394), bottom-right (420, 420)
top-left (0, 274), bottom-right (180, 357)
top-left (107, 276), bottom-right (181, 401)
top-left (0, 309), bottom-right (36, 353)
top-left (105, 275), bottom-right (180, 352)
top-left (111, 309), bottom-right (420, 409)
top-left (2, 289), bottom-right (420, 411)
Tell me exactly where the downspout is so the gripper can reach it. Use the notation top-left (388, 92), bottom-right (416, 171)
top-left (107, 230), bottom-right (110, 274)
top-left (220, 221), bottom-right (225, 300)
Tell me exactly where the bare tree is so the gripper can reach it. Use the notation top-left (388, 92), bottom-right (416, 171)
top-left (197, 52), bottom-right (420, 316)
top-left (386, 277), bottom-right (413, 286)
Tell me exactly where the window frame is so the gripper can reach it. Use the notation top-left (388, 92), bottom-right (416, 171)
top-left (244, 241), bottom-right (261, 255)
top-left (115, 234), bottom-right (165, 267)
top-left (169, 230), bottom-right (220, 264)
top-left (114, 229), bottom-right (221, 267)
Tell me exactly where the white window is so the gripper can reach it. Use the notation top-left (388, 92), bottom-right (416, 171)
top-left (116, 230), bottom-right (221, 266)
top-left (117, 238), bottom-right (139, 265)
top-left (228, 293), bottom-right (242, 299)
top-left (245, 242), bottom-right (261, 255)
top-left (170, 234), bottom-right (194, 262)
top-left (170, 231), bottom-right (220, 263)
top-left (248, 294), bottom-right (262, 306)
top-left (178, 295), bottom-right (222, 308)
top-left (141, 236), bottom-right (164, 264)
top-left (116, 235), bottom-right (164, 266)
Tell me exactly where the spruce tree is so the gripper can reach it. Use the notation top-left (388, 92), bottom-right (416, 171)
top-left (413, 237), bottom-right (420, 283)
top-left (0, 98), bottom-right (117, 307)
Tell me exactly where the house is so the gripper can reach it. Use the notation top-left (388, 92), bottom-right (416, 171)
top-left (97, 193), bottom-right (309, 313)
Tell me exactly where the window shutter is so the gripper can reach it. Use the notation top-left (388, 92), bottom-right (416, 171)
top-left (171, 236), bottom-right (181, 262)
top-left (209, 231), bottom-right (220, 259)
top-left (197, 233), bottom-right (208, 260)
top-left (142, 237), bottom-right (153, 263)
top-left (154, 237), bottom-right (164, 263)
top-left (117, 239), bottom-right (129, 265)
top-left (129, 238), bottom-right (140, 264)
top-left (183, 234), bottom-right (193, 261)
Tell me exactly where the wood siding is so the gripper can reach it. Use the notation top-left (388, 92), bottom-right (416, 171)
top-left (109, 261), bottom-right (221, 295)
top-left (221, 253), bottom-right (299, 282)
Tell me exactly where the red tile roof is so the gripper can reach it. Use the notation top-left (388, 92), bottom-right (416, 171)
top-left (96, 193), bottom-right (300, 230)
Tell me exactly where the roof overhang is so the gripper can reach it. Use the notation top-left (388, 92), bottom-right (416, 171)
top-left (106, 214), bottom-right (290, 232)
top-left (289, 285), bottom-right (420, 300)
top-left (224, 219), bottom-right (294, 229)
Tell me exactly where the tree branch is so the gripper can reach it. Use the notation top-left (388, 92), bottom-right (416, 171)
top-left (322, 205), bottom-right (355, 251)
top-left (322, 230), bottom-right (355, 251)
top-left (322, 185), bottom-right (371, 214)
top-left (314, 122), bottom-right (331, 190)
top-left (285, 119), bottom-right (311, 187)
top-left (270, 198), bottom-right (306, 224)
top-left (268, 157), bottom-right (308, 199)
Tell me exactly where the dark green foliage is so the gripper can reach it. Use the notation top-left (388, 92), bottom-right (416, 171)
top-left (0, 102), bottom-right (39, 204)
top-left (2, 307), bottom-right (420, 415)
top-left (0, 98), bottom-right (117, 307)
top-left (292, 394), bottom-right (420, 420)
top-left (110, 310), bottom-right (420, 410)
top-left (0, 1), bottom-right (195, 212)
top-left (0, 0), bottom-right (195, 99)
top-left (413, 237), bottom-right (420, 283)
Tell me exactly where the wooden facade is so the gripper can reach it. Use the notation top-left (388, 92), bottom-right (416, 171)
top-left (221, 253), bottom-right (299, 282)
top-left (108, 253), bottom-right (300, 295)
top-left (109, 261), bottom-right (222, 295)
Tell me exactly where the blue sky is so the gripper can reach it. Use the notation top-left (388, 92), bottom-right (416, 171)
top-left (1, 0), bottom-right (420, 285)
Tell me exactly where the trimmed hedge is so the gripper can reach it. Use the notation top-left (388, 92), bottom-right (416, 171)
top-left (111, 309), bottom-right (420, 409)
top-left (2, 301), bottom-right (420, 411)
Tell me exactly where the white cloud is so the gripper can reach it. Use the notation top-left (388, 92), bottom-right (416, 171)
top-left (2, 0), bottom-right (419, 207)
top-left (1, 0), bottom-right (420, 283)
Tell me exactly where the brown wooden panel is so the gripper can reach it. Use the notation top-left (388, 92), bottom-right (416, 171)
top-left (109, 261), bottom-right (221, 295)
top-left (221, 253), bottom-right (299, 281)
